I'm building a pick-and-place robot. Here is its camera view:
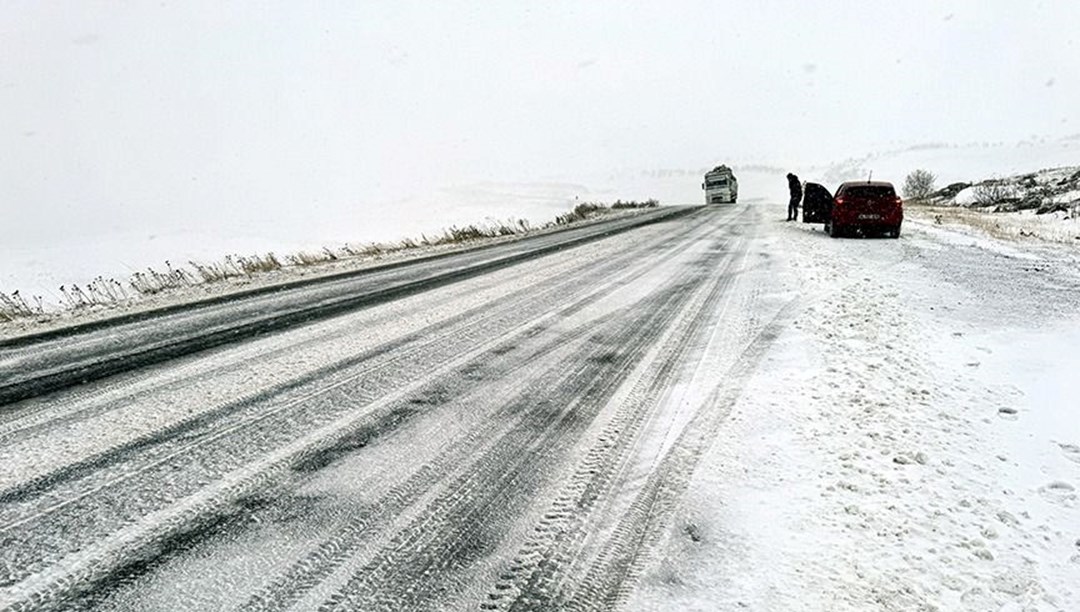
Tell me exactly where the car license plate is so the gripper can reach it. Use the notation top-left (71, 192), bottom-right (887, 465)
top-left (858, 213), bottom-right (880, 220)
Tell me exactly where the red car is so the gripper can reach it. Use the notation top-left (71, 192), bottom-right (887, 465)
top-left (826, 181), bottom-right (903, 238)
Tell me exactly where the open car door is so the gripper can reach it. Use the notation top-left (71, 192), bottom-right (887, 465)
top-left (802, 182), bottom-right (832, 223)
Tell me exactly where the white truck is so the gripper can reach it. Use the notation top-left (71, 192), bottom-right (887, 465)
top-left (702, 165), bottom-right (738, 204)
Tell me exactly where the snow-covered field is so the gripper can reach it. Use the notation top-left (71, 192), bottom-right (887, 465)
top-left (629, 201), bottom-right (1080, 611)
top-left (0, 185), bottom-right (591, 304)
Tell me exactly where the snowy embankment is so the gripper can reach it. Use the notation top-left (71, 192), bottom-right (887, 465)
top-left (628, 202), bottom-right (1080, 610)
top-left (907, 206), bottom-right (1080, 246)
top-left (0, 203), bottom-right (657, 339)
top-left (907, 165), bottom-right (1080, 246)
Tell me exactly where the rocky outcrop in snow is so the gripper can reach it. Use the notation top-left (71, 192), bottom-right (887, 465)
top-left (932, 166), bottom-right (1080, 217)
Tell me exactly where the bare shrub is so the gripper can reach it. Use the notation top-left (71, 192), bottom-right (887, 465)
top-left (902, 169), bottom-right (937, 202)
top-left (189, 253), bottom-right (282, 279)
top-left (59, 284), bottom-right (94, 309)
top-left (445, 225), bottom-right (491, 242)
top-left (234, 253), bottom-right (282, 275)
top-left (0, 291), bottom-right (44, 322)
top-left (612, 198), bottom-right (660, 209)
top-left (189, 260), bottom-right (232, 283)
top-left (555, 202), bottom-right (605, 225)
top-left (86, 277), bottom-right (129, 303)
top-left (970, 180), bottom-right (1016, 208)
top-left (554, 199), bottom-right (657, 224)
top-left (130, 261), bottom-right (195, 295)
top-left (360, 243), bottom-right (384, 257)
top-left (286, 251), bottom-right (333, 267)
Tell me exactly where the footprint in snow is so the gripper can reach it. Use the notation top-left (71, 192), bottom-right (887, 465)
top-left (1038, 481), bottom-right (1077, 507)
top-left (1059, 443), bottom-right (1080, 464)
top-left (990, 569), bottom-right (1037, 597)
top-left (997, 406), bottom-right (1019, 420)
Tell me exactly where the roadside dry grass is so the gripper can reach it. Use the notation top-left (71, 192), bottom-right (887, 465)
top-left (905, 202), bottom-right (1080, 244)
top-left (0, 292), bottom-right (43, 322)
top-left (0, 200), bottom-right (660, 326)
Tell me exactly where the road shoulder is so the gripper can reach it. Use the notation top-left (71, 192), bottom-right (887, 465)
top-left (627, 206), bottom-right (1080, 610)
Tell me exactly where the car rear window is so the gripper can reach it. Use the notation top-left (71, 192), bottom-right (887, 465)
top-left (843, 185), bottom-right (895, 198)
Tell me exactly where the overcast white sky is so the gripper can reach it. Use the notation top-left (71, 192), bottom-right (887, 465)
top-left (2, 1), bottom-right (1078, 255)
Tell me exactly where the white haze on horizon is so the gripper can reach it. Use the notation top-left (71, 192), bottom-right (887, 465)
top-left (2, 1), bottom-right (1078, 295)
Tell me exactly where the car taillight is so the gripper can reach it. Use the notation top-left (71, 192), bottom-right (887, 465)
top-left (834, 197), bottom-right (845, 206)
top-left (894, 196), bottom-right (903, 206)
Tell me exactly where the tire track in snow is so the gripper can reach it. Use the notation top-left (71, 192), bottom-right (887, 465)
top-left (565, 313), bottom-right (790, 612)
top-left (469, 205), bottom-right (793, 611)
top-left (305, 210), bottom-right (758, 612)
top-left (566, 213), bottom-right (793, 612)
top-left (315, 251), bottom-right (735, 612)
top-left (225, 218), bottom-right (742, 612)
top-left (0, 233), bottom-right (699, 595)
top-left (479, 224), bottom-right (758, 611)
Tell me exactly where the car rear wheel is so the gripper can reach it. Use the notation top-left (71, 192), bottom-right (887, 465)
top-left (889, 225), bottom-right (901, 239)
top-left (829, 221), bottom-right (842, 238)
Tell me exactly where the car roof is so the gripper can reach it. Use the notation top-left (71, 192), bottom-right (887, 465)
top-left (837, 181), bottom-right (894, 189)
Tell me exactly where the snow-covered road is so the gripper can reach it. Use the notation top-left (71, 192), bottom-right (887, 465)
top-left (1, 202), bottom-right (1077, 611)
top-left (0, 205), bottom-right (790, 610)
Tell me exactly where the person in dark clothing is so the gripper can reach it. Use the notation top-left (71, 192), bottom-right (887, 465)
top-left (786, 173), bottom-right (802, 221)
